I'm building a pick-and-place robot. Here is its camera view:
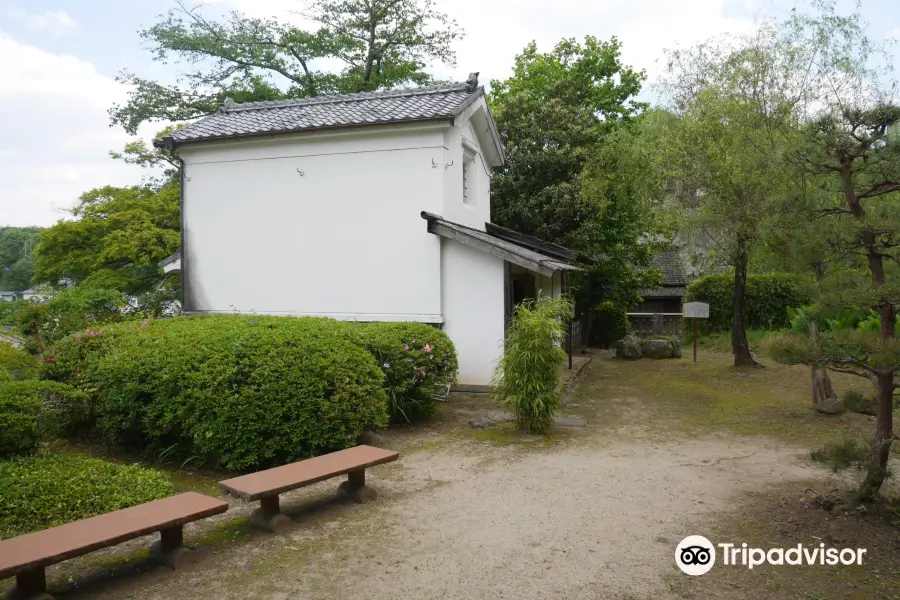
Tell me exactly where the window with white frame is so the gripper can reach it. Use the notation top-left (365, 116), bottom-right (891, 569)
top-left (463, 148), bottom-right (476, 205)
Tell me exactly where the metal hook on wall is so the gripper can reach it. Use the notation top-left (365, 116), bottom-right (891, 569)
top-left (296, 168), bottom-right (305, 176)
top-left (431, 158), bottom-right (439, 168)
top-left (444, 161), bottom-right (454, 169)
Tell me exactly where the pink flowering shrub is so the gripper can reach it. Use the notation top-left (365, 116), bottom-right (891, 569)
top-left (354, 322), bottom-right (457, 423)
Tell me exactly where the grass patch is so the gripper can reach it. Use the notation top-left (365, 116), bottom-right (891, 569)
top-left (466, 422), bottom-right (563, 447)
top-left (695, 328), bottom-right (776, 353)
top-left (195, 517), bottom-right (251, 547)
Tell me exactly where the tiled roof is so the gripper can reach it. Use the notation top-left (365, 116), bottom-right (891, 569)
top-left (155, 79), bottom-right (484, 148)
top-left (639, 286), bottom-right (687, 298)
top-left (637, 250), bottom-right (690, 298)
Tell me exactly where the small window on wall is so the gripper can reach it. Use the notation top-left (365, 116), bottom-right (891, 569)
top-left (463, 148), bottom-right (476, 205)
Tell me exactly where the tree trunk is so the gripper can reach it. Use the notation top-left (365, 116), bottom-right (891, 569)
top-left (731, 237), bottom-right (757, 367)
top-left (860, 305), bottom-right (895, 497)
top-left (810, 310), bottom-right (836, 408)
top-left (809, 263), bottom-right (838, 410)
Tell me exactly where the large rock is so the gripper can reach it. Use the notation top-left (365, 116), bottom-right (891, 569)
top-left (815, 396), bottom-right (846, 415)
top-left (641, 338), bottom-right (675, 359)
top-left (616, 335), bottom-right (643, 359)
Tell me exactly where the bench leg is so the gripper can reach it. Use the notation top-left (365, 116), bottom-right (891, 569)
top-left (149, 525), bottom-right (192, 569)
top-left (8, 567), bottom-right (53, 600)
top-left (249, 494), bottom-right (292, 532)
top-left (337, 469), bottom-right (377, 503)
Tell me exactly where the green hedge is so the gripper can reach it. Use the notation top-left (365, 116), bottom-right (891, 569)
top-left (49, 316), bottom-right (458, 436)
top-left (48, 316), bottom-right (390, 471)
top-left (0, 452), bottom-right (173, 538)
top-left (684, 272), bottom-right (810, 332)
top-left (0, 381), bottom-right (88, 457)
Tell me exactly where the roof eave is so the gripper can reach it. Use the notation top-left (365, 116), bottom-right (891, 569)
top-left (155, 116), bottom-right (457, 150)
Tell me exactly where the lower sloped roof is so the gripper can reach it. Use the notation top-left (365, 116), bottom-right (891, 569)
top-left (421, 212), bottom-right (582, 276)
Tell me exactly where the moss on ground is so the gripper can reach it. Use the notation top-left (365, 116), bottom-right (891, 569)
top-left (570, 349), bottom-right (887, 449)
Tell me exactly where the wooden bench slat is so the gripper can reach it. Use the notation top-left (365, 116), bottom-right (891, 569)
top-left (219, 445), bottom-right (399, 501)
top-left (0, 492), bottom-right (228, 579)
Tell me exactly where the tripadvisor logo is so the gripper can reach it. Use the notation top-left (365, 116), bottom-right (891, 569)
top-left (675, 536), bottom-right (867, 576)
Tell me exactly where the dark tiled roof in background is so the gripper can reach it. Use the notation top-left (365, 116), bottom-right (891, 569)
top-left (638, 250), bottom-right (690, 299)
top-left (651, 251), bottom-right (689, 286)
top-left (639, 286), bottom-right (687, 298)
top-left (155, 81), bottom-right (483, 147)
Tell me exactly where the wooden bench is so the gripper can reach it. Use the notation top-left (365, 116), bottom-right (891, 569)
top-left (0, 492), bottom-right (228, 600)
top-left (218, 445), bottom-right (399, 532)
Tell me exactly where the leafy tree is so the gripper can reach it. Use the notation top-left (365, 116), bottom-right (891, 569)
top-left (489, 36), bottom-right (645, 249)
top-left (0, 228), bottom-right (41, 291)
top-left (765, 1), bottom-right (900, 496)
top-left (770, 106), bottom-right (900, 495)
top-left (110, 0), bottom-right (462, 133)
top-left (661, 24), bottom-right (805, 366)
top-left (33, 183), bottom-right (180, 299)
top-left (576, 111), bottom-right (675, 310)
top-left (489, 36), bottom-right (660, 316)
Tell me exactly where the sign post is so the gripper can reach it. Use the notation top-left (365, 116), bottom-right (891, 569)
top-left (682, 302), bottom-right (710, 363)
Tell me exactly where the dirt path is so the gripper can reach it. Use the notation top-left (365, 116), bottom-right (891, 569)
top-left (41, 353), bottom-right (869, 600)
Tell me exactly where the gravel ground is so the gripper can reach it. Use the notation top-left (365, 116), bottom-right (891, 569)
top-left (9, 356), bottom-right (858, 600)
top-left (48, 435), bottom-right (825, 600)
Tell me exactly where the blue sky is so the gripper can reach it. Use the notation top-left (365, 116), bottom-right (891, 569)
top-left (0, 0), bottom-right (897, 227)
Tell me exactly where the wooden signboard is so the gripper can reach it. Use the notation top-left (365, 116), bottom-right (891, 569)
top-left (682, 302), bottom-right (710, 362)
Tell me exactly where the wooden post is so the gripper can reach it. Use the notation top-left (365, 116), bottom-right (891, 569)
top-left (15, 567), bottom-right (47, 599)
top-left (693, 320), bottom-right (698, 363)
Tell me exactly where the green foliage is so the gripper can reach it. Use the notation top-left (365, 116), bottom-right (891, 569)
top-left (0, 381), bottom-right (89, 457)
top-left (767, 329), bottom-right (900, 374)
top-left (111, 0), bottom-right (462, 134)
top-left (15, 286), bottom-right (128, 352)
top-left (0, 227), bottom-right (41, 292)
top-left (491, 297), bottom-right (571, 435)
top-left (0, 344), bottom-right (39, 381)
top-left (489, 36), bottom-right (646, 251)
top-left (48, 315), bottom-right (393, 471)
top-left (809, 440), bottom-right (869, 472)
top-left (356, 322), bottom-right (457, 423)
top-left (0, 452), bottom-right (173, 538)
top-left (590, 301), bottom-right (629, 349)
top-left (33, 183), bottom-right (180, 300)
top-left (787, 306), bottom-right (812, 334)
top-left (685, 272), bottom-right (810, 332)
top-left (842, 390), bottom-right (877, 415)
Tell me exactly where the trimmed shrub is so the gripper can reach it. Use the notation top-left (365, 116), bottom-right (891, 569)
top-left (355, 322), bottom-right (457, 423)
top-left (590, 301), bottom-right (629, 349)
top-left (0, 381), bottom-right (89, 457)
top-left (0, 343), bottom-right (39, 381)
top-left (492, 297), bottom-right (571, 434)
top-left (49, 315), bottom-right (389, 471)
top-left (0, 452), bottom-right (173, 538)
top-left (684, 272), bottom-right (810, 332)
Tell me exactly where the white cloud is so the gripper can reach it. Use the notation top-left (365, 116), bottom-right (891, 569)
top-left (0, 34), bottom-right (152, 227)
top-left (7, 8), bottom-right (77, 37)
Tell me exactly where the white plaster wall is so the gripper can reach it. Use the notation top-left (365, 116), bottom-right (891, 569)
top-left (179, 127), bottom-right (446, 320)
top-left (441, 237), bottom-right (505, 385)
top-left (441, 113), bottom-right (491, 230)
